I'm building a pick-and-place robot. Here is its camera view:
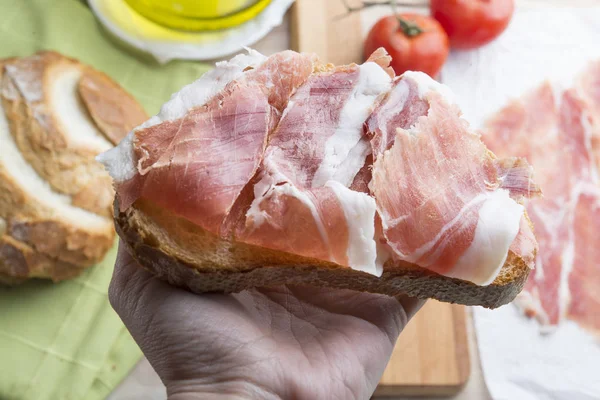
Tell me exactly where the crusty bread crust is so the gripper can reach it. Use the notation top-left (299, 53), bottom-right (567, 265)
top-left (0, 53), bottom-right (147, 283)
top-left (116, 199), bottom-right (531, 308)
top-left (78, 67), bottom-right (149, 146)
top-left (0, 235), bottom-right (85, 284)
top-left (1, 52), bottom-right (147, 217)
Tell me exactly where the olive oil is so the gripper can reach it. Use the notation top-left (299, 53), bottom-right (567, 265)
top-left (123, 0), bottom-right (272, 31)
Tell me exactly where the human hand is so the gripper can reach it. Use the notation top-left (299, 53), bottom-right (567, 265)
top-left (109, 243), bottom-right (424, 400)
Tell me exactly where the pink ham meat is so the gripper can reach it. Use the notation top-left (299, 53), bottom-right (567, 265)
top-left (571, 62), bottom-right (600, 333)
top-left (111, 51), bottom-right (316, 235)
top-left (239, 160), bottom-right (354, 267)
top-left (485, 66), bottom-right (600, 331)
top-left (519, 204), bottom-right (568, 325)
top-left (486, 83), bottom-right (561, 199)
top-left (569, 189), bottom-right (600, 334)
top-left (368, 73), bottom-right (539, 285)
top-left (486, 83), bottom-right (571, 326)
top-left (577, 61), bottom-right (600, 173)
top-left (237, 60), bottom-right (393, 275)
top-left (487, 84), bottom-right (565, 322)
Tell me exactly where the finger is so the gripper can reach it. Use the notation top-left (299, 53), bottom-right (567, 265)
top-left (268, 285), bottom-right (411, 342)
top-left (108, 241), bottom-right (178, 328)
top-left (394, 294), bottom-right (426, 322)
top-left (278, 284), bottom-right (424, 328)
top-left (108, 242), bottom-right (147, 316)
top-left (109, 242), bottom-right (147, 297)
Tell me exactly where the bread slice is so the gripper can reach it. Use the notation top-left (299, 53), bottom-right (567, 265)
top-left (116, 199), bottom-right (531, 309)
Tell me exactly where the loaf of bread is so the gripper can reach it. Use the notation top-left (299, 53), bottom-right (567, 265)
top-left (0, 52), bottom-right (147, 283)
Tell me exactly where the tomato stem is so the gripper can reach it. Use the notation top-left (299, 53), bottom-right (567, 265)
top-left (335, 0), bottom-right (429, 21)
top-left (397, 16), bottom-right (423, 37)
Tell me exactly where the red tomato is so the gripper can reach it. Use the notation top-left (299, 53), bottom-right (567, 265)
top-left (431, 0), bottom-right (514, 49)
top-left (364, 13), bottom-right (449, 78)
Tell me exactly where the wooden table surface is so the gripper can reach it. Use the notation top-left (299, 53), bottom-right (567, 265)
top-left (108, 0), bottom-right (597, 398)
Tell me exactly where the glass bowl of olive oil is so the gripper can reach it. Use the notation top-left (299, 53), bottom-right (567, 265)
top-left (124, 0), bottom-right (273, 31)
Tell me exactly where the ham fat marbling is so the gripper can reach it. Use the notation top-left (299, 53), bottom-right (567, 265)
top-left (99, 49), bottom-right (539, 285)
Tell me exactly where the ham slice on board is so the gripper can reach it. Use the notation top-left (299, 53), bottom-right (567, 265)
top-left (485, 63), bottom-right (600, 332)
top-left (100, 49), bottom-right (540, 286)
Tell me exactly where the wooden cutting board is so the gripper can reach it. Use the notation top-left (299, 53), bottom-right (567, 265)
top-left (375, 302), bottom-right (471, 397)
top-left (290, 0), bottom-right (471, 396)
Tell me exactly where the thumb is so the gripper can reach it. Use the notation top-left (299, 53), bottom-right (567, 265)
top-left (108, 242), bottom-right (179, 337)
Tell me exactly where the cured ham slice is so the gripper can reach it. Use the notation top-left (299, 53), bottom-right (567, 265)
top-left (576, 61), bottom-right (600, 174)
top-left (486, 83), bottom-right (563, 199)
top-left (238, 60), bottom-right (393, 276)
top-left (134, 86), bottom-right (273, 234)
top-left (485, 65), bottom-right (600, 332)
top-left (486, 84), bottom-right (574, 326)
top-left (569, 188), bottom-right (600, 333)
top-left (559, 89), bottom-right (597, 187)
top-left (99, 50), bottom-right (316, 235)
top-left (366, 72), bottom-right (449, 159)
top-left (519, 204), bottom-right (568, 325)
top-left (485, 83), bottom-right (565, 280)
top-left (369, 73), bottom-right (538, 285)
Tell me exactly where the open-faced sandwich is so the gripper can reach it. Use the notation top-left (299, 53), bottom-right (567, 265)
top-left (98, 48), bottom-right (541, 308)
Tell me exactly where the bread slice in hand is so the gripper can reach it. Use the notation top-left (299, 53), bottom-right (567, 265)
top-left (103, 49), bottom-right (537, 308)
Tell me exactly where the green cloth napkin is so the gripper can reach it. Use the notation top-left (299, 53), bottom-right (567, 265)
top-left (0, 244), bottom-right (138, 400)
top-left (0, 1), bottom-right (211, 399)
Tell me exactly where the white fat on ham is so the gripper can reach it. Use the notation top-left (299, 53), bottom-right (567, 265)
top-left (401, 71), bottom-right (456, 104)
top-left (141, 48), bottom-right (267, 129)
top-left (97, 48), bottom-right (267, 183)
top-left (96, 132), bottom-right (136, 183)
top-left (312, 62), bottom-right (392, 187)
top-left (325, 180), bottom-right (379, 276)
top-left (246, 165), bottom-right (329, 244)
top-left (448, 190), bottom-right (523, 285)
